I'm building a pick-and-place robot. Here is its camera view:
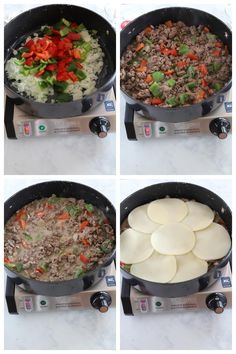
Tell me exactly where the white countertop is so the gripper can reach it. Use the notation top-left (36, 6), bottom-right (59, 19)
top-left (4, 177), bottom-right (116, 350)
top-left (4, 2), bottom-right (116, 176)
top-left (120, 3), bottom-right (232, 175)
top-left (120, 177), bottom-right (231, 350)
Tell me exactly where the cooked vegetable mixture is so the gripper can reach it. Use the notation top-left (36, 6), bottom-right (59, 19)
top-left (5, 18), bottom-right (104, 103)
top-left (121, 20), bottom-right (231, 107)
top-left (4, 195), bottom-right (115, 281)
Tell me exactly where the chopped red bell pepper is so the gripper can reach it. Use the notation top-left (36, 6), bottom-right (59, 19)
top-left (80, 253), bottom-right (89, 264)
top-left (176, 61), bottom-right (187, 68)
top-left (35, 69), bottom-right (45, 77)
top-left (68, 71), bottom-right (78, 82)
top-left (35, 266), bottom-right (44, 274)
top-left (169, 48), bottom-right (177, 56)
top-left (212, 49), bottom-right (221, 57)
top-left (67, 32), bottom-right (81, 41)
top-left (70, 22), bottom-right (78, 28)
top-left (73, 48), bottom-right (81, 59)
top-left (25, 57), bottom-right (33, 66)
top-left (198, 64), bottom-right (208, 76)
top-left (165, 20), bottom-right (173, 28)
top-left (187, 52), bottom-right (198, 60)
top-left (76, 62), bottom-right (83, 69)
top-left (201, 79), bottom-right (208, 87)
top-left (22, 51), bottom-right (34, 58)
top-left (81, 238), bottom-right (90, 246)
top-left (19, 219), bottom-right (27, 230)
top-left (56, 71), bottom-right (69, 81)
top-left (162, 48), bottom-right (170, 56)
top-left (46, 64), bottom-right (57, 71)
top-left (57, 212), bottom-right (70, 220)
top-left (150, 97), bottom-right (163, 105)
top-left (163, 69), bottom-right (175, 75)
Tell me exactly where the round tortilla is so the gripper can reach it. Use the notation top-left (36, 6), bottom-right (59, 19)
top-left (128, 204), bottom-right (160, 233)
top-left (130, 251), bottom-right (177, 283)
top-left (120, 228), bottom-right (154, 264)
top-left (151, 223), bottom-right (195, 255)
top-left (169, 252), bottom-right (208, 283)
top-left (181, 201), bottom-right (214, 231)
top-left (147, 198), bottom-right (188, 224)
top-left (192, 222), bottom-right (231, 260)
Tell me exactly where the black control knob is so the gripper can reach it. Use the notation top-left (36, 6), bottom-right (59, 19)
top-left (90, 292), bottom-right (112, 313)
top-left (206, 293), bottom-right (227, 314)
top-left (89, 117), bottom-right (111, 138)
top-left (209, 118), bottom-right (231, 139)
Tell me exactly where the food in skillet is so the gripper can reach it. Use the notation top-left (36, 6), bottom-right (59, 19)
top-left (4, 195), bottom-right (115, 281)
top-left (121, 20), bottom-right (232, 107)
top-left (5, 18), bottom-right (104, 103)
top-left (120, 198), bottom-right (231, 283)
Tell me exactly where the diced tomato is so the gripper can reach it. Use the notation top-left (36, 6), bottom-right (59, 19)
top-left (57, 212), bottom-right (70, 220)
top-left (80, 220), bottom-right (89, 231)
top-left (150, 97), bottom-right (163, 105)
top-left (46, 64), bottom-right (57, 71)
top-left (73, 48), bottom-right (81, 59)
top-left (165, 20), bottom-right (173, 28)
top-left (68, 71), bottom-right (78, 82)
top-left (198, 64), bottom-right (208, 76)
top-left (163, 69), bottom-right (175, 75)
top-left (212, 49), bottom-right (221, 57)
top-left (80, 253), bottom-right (89, 264)
top-left (67, 32), bottom-right (81, 41)
top-left (187, 52), bottom-right (198, 60)
top-left (25, 57), bottom-right (33, 66)
top-left (144, 26), bottom-right (152, 35)
top-left (201, 79), bottom-right (208, 87)
top-left (176, 61), bottom-right (187, 68)
top-left (35, 69), bottom-right (45, 77)
top-left (56, 71), bottom-right (69, 81)
top-left (215, 41), bottom-right (223, 48)
top-left (22, 51), bottom-right (34, 58)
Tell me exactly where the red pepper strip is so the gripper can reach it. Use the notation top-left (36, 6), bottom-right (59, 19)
top-left (73, 48), bottom-right (81, 59)
top-left (67, 32), bottom-right (81, 41)
top-left (198, 64), bottom-right (208, 76)
top-left (25, 57), bottom-right (33, 66)
top-left (163, 69), bottom-right (175, 75)
top-left (52, 29), bottom-right (60, 35)
top-left (16, 208), bottom-right (26, 220)
top-left (35, 69), bottom-right (45, 77)
top-left (68, 71), bottom-right (78, 82)
top-left (19, 219), bottom-right (26, 230)
top-left (176, 61), bottom-right (187, 68)
top-left (187, 52), bottom-right (198, 60)
top-left (22, 51), bottom-right (34, 58)
top-left (135, 42), bottom-right (145, 52)
top-left (57, 212), bottom-right (70, 220)
top-left (4, 257), bottom-right (13, 264)
top-left (161, 48), bottom-right (170, 56)
top-left (76, 62), bottom-right (83, 69)
top-left (80, 253), bottom-right (89, 264)
top-left (150, 98), bottom-right (163, 105)
top-left (169, 48), bottom-right (177, 56)
top-left (212, 49), bottom-right (221, 57)
top-left (196, 89), bottom-right (206, 101)
top-left (145, 74), bottom-right (153, 83)
top-left (25, 39), bottom-right (34, 48)
top-left (35, 267), bottom-right (44, 274)
top-left (56, 71), bottom-right (69, 81)
top-left (81, 238), bottom-right (90, 246)
top-left (80, 220), bottom-right (89, 231)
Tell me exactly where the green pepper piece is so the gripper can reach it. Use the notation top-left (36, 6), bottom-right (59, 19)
top-left (75, 269), bottom-right (84, 278)
top-left (53, 20), bottom-right (64, 30)
top-left (187, 82), bottom-right (196, 91)
top-left (38, 80), bottom-right (49, 89)
top-left (179, 93), bottom-right (189, 105)
top-left (90, 29), bottom-right (98, 38)
top-left (62, 18), bottom-right (71, 27)
top-left (149, 82), bottom-right (161, 97)
top-left (14, 58), bottom-right (25, 65)
top-left (152, 71), bottom-right (164, 82)
top-left (187, 65), bottom-right (195, 78)
top-left (48, 58), bottom-right (57, 64)
top-left (179, 44), bottom-right (189, 55)
top-left (65, 205), bottom-right (81, 218)
top-left (60, 27), bottom-right (70, 37)
top-left (206, 33), bottom-right (216, 40)
top-left (207, 64), bottom-right (214, 75)
top-left (167, 78), bottom-right (176, 88)
top-left (55, 93), bottom-right (73, 103)
top-left (23, 233), bottom-right (33, 241)
top-left (213, 62), bottom-right (222, 73)
top-left (82, 42), bottom-right (92, 52)
top-left (45, 76), bottom-right (55, 86)
top-left (75, 69), bottom-right (87, 80)
top-left (16, 263), bottom-right (24, 272)
top-left (43, 26), bottom-right (53, 35)
top-left (213, 82), bottom-right (222, 92)
top-left (41, 263), bottom-right (49, 272)
top-left (85, 203), bottom-right (94, 212)
top-left (54, 81), bottom-right (68, 93)
top-left (5, 263), bottom-right (16, 268)
top-left (166, 96), bottom-right (178, 107)
top-left (100, 245), bottom-right (110, 254)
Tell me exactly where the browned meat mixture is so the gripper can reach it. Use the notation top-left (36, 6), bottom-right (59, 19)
top-left (4, 195), bottom-right (115, 281)
top-left (121, 20), bottom-right (232, 107)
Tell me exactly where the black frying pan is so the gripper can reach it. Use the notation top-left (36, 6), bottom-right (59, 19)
top-left (121, 7), bottom-right (232, 123)
top-left (120, 182), bottom-right (232, 297)
top-left (4, 181), bottom-right (116, 296)
top-left (4, 4), bottom-right (116, 118)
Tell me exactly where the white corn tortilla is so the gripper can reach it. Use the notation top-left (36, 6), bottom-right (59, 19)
top-left (147, 198), bottom-right (188, 224)
top-left (128, 204), bottom-right (160, 233)
top-left (182, 201), bottom-right (214, 231)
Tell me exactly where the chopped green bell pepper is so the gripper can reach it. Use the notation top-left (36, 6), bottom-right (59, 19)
top-left (206, 33), bottom-right (216, 40)
top-left (60, 27), bottom-right (70, 37)
top-left (152, 71), bottom-right (164, 82)
top-left (213, 62), bottom-right (222, 72)
top-left (179, 93), bottom-right (189, 105)
top-left (149, 82), bottom-right (161, 97)
top-left (179, 44), bottom-right (189, 55)
top-left (166, 96), bottom-right (178, 107)
top-left (62, 18), bottom-right (71, 27)
top-left (213, 82), bottom-right (222, 92)
top-left (167, 78), bottom-right (176, 88)
top-left (187, 82), bottom-right (196, 91)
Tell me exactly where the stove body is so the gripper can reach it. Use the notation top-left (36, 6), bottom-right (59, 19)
top-left (125, 90), bottom-right (232, 140)
top-left (121, 263), bottom-right (232, 315)
top-left (6, 263), bottom-right (116, 314)
top-left (5, 88), bottom-right (116, 139)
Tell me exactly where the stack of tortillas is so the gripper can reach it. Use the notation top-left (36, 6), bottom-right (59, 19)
top-left (121, 198), bottom-right (231, 283)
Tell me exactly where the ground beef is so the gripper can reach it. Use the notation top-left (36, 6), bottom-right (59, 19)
top-left (121, 20), bottom-right (231, 107)
top-left (4, 195), bottom-right (115, 281)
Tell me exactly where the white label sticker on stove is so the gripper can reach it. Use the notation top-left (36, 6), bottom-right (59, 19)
top-left (173, 122), bottom-right (200, 135)
top-left (104, 100), bottom-right (115, 112)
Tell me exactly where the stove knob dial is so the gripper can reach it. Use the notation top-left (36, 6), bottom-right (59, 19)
top-left (89, 117), bottom-right (111, 138)
top-left (90, 291), bottom-right (112, 313)
top-left (209, 118), bottom-right (231, 139)
top-left (206, 292), bottom-right (227, 314)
